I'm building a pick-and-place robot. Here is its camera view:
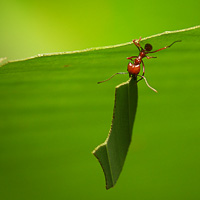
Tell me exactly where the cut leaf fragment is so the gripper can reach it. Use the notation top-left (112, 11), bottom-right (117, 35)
top-left (93, 78), bottom-right (138, 189)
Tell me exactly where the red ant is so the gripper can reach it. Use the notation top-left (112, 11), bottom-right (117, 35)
top-left (98, 37), bottom-right (181, 92)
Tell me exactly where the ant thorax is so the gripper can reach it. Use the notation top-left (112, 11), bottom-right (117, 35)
top-left (134, 58), bottom-right (141, 65)
top-left (139, 51), bottom-right (146, 58)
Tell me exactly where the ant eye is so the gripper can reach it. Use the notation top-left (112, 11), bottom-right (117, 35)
top-left (145, 44), bottom-right (153, 51)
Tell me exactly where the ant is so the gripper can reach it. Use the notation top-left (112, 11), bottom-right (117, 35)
top-left (98, 37), bottom-right (181, 92)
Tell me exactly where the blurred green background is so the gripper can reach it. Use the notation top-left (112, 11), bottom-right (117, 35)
top-left (0, 0), bottom-right (200, 200)
top-left (0, 0), bottom-right (199, 60)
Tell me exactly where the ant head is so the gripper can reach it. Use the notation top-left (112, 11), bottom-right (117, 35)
top-left (145, 43), bottom-right (153, 51)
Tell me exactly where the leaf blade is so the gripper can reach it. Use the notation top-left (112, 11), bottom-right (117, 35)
top-left (93, 78), bottom-right (138, 189)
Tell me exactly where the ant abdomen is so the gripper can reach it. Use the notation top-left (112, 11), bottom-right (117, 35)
top-left (127, 62), bottom-right (140, 76)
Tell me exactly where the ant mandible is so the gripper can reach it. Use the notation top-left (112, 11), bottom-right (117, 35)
top-left (98, 37), bottom-right (181, 92)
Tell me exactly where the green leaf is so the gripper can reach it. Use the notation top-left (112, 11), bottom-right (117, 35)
top-left (93, 78), bottom-right (138, 189)
top-left (0, 26), bottom-right (200, 198)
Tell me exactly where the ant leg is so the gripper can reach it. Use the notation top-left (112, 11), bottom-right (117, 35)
top-left (146, 56), bottom-right (157, 59)
top-left (141, 60), bottom-right (145, 76)
top-left (148, 40), bottom-right (181, 54)
top-left (137, 76), bottom-right (143, 82)
top-left (127, 56), bottom-right (137, 61)
top-left (137, 75), bottom-right (158, 93)
top-left (97, 72), bottom-right (128, 84)
top-left (133, 37), bottom-right (142, 51)
top-left (136, 60), bottom-right (145, 82)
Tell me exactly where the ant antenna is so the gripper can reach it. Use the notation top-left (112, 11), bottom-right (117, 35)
top-left (97, 72), bottom-right (128, 84)
top-left (168, 40), bottom-right (182, 47)
top-left (138, 75), bottom-right (157, 93)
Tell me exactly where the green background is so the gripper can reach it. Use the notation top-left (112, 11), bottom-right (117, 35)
top-left (0, 0), bottom-right (200, 200)
top-left (0, 0), bottom-right (199, 60)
